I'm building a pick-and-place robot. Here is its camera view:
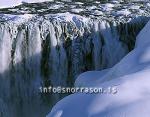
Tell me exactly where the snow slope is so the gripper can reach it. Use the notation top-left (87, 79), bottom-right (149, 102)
top-left (0, 0), bottom-right (21, 9)
top-left (47, 20), bottom-right (150, 117)
top-left (0, 0), bottom-right (54, 9)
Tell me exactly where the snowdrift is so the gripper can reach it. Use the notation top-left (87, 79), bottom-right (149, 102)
top-left (0, 0), bottom-right (53, 9)
top-left (47, 20), bottom-right (150, 117)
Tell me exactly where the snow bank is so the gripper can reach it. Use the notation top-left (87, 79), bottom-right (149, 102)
top-left (47, 20), bottom-right (150, 117)
top-left (22, 0), bottom-right (54, 3)
top-left (0, 0), bottom-right (53, 9)
top-left (0, 0), bottom-right (21, 9)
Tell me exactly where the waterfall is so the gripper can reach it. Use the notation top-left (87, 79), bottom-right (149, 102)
top-left (0, 14), bottom-right (149, 117)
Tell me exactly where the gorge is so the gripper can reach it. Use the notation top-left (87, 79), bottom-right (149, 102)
top-left (0, 0), bottom-right (150, 117)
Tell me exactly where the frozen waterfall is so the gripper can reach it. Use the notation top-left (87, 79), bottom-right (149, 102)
top-left (0, 12), bottom-right (149, 117)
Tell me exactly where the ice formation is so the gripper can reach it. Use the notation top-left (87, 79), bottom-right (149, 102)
top-left (0, 0), bottom-right (149, 117)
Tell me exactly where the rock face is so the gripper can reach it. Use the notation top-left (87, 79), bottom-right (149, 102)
top-left (0, 1), bottom-right (149, 117)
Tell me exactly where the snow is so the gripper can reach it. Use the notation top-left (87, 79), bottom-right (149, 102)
top-left (100, 3), bottom-right (115, 12)
top-left (0, 0), bottom-right (149, 24)
top-left (111, 0), bottom-right (121, 4)
top-left (0, 0), bottom-right (53, 9)
top-left (129, 5), bottom-right (141, 10)
top-left (74, 2), bottom-right (84, 5)
top-left (47, 20), bottom-right (150, 117)
top-left (92, 10), bottom-right (103, 15)
top-left (147, 3), bottom-right (150, 7)
top-left (46, 12), bottom-right (89, 25)
top-left (86, 6), bottom-right (97, 10)
top-left (75, 69), bottom-right (110, 87)
top-left (71, 8), bottom-right (84, 13)
top-left (104, 3), bottom-right (115, 8)
top-left (0, 14), bottom-right (33, 23)
top-left (0, 0), bottom-right (22, 9)
top-left (101, 6), bottom-right (113, 12)
top-left (22, 0), bottom-right (54, 3)
top-left (48, 4), bottom-right (63, 10)
top-left (115, 9), bottom-right (131, 16)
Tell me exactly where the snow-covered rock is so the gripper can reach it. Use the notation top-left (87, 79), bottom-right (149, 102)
top-left (0, 0), bottom-right (149, 22)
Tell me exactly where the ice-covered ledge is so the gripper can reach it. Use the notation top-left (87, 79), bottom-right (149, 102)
top-left (47, 20), bottom-right (150, 117)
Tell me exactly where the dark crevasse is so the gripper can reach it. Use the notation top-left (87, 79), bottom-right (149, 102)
top-left (0, 14), bottom-right (149, 117)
